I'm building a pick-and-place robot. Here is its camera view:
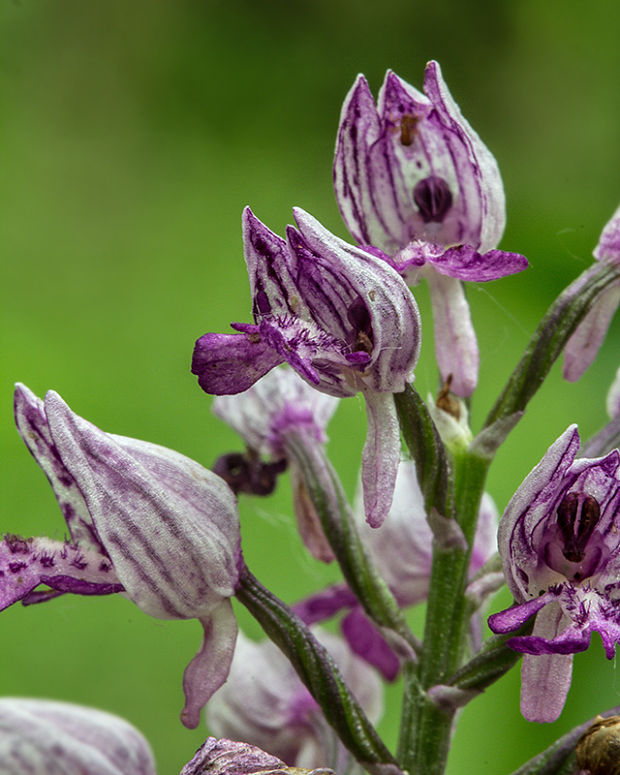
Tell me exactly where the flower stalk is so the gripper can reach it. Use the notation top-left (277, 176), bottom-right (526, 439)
top-left (281, 429), bottom-right (419, 659)
top-left (234, 565), bottom-right (401, 775)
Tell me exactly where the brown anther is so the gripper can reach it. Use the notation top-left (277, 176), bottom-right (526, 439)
top-left (248, 333), bottom-right (261, 344)
top-left (400, 114), bottom-right (419, 146)
top-left (354, 330), bottom-right (373, 355)
top-left (436, 374), bottom-right (460, 420)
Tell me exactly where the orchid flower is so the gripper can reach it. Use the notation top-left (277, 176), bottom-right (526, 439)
top-left (206, 630), bottom-right (382, 771)
top-left (488, 425), bottom-right (620, 722)
top-left (564, 204), bottom-right (620, 382)
top-left (334, 61), bottom-right (527, 396)
top-left (181, 737), bottom-right (331, 775)
top-left (4, 384), bottom-right (242, 729)
top-left (0, 698), bottom-right (156, 775)
top-left (213, 366), bottom-right (339, 561)
top-left (192, 207), bottom-right (421, 527)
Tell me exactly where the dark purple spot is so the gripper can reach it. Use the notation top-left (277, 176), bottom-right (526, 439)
top-left (253, 237), bottom-right (267, 254)
top-left (212, 452), bottom-right (287, 496)
top-left (4, 534), bottom-right (31, 554)
top-left (413, 175), bottom-right (453, 223)
top-left (349, 125), bottom-right (357, 140)
top-left (39, 555), bottom-right (55, 568)
top-left (8, 561), bottom-right (27, 573)
top-left (57, 472), bottom-right (74, 488)
top-left (557, 491), bottom-right (601, 562)
top-left (255, 288), bottom-right (271, 315)
top-left (71, 555), bottom-right (88, 570)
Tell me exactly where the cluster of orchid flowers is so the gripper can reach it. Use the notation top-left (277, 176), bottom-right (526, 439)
top-left (3, 61), bottom-right (620, 775)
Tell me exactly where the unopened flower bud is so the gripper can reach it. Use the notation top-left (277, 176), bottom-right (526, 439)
top-left (576, 714), bottom-right (620, 775)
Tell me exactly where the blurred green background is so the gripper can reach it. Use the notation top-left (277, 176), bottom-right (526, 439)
top-left (2, 1), bottom-right (620, 772)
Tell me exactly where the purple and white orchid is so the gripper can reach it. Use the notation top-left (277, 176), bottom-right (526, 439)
top-left (4, 384), bottom-right (242, 729)
top-left (213, 366), bottom-right (339, 561)
top-left (0, 698), bottom-right (157, 775)
top-left (488, 425), bottom-right (620, 722)
top-left (334, 61), bottom-right (527, 396)
top-left (564, 204), bottom-right (620, 382)
top-left (192, 207), bottom-right (422, 528)
top-left (206, 630), bottom-right (383, 771)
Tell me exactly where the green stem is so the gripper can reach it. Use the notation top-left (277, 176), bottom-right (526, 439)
top-left (398, 449), bottom-right (490, 775)
top-left (235, 564), bottom-right (400, 775)
top-left (284, 431), bottom-right (419, 657)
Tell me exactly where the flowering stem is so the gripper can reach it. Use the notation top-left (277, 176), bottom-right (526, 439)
top-left (282, 431), bottom-right (420, 659)
top-left (397, 447), bottom-right (490, 775)
top-left (235, 564), bottom-right (401, 775)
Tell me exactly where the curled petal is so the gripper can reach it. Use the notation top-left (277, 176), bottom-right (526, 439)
top-left (181, 601), bottom-right (238, 729)
top-left (361, 391), bottom-right (401, 527)
top-left (427, 271), bottom-right (478, 397)
top-left (562, 282), bottom-right (620, 382)
top-left (192, 332), bottom-right (284, 395)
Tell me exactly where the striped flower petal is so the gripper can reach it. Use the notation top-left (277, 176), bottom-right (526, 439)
top-left (8, 385), bottom-right (242, 728)
top-left (0, 698), bottom-right (156, 775)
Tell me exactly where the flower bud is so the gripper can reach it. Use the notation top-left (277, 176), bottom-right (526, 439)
top-left (181, 737), bottom-right (334, 775)
top-left (0, 698), bottom-right (156, 775)
top-left (576, 714), bottom-right (620, 775)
